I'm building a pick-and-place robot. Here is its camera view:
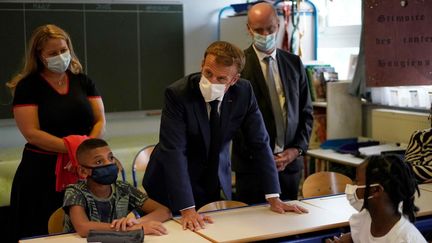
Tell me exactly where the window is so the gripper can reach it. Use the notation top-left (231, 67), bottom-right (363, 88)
top-left (309, 0), bottom-right (362, 80)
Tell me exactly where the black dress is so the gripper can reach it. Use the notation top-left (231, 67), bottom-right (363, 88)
top-left (9, 71), bottom-right (100, 241)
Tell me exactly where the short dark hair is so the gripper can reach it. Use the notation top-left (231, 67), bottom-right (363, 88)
top-left (363, 154), bottom-right (420, 222)
top-left (204, 41), bottom-right (245, 72)
top-left (76, 138), bottom-right (109, 164)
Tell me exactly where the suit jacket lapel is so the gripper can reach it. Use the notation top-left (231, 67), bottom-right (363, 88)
top-left (275, 49), bottom-right (290, 107)
top-left (220, 92), bottom-right (233, 142)
top-left (246, 46), bottom-right (274, 108)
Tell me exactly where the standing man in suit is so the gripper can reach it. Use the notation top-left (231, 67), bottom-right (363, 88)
top-left (232, 2), bottom-right (313, 204)
top-left (143, 41), bottom-right (307, 231)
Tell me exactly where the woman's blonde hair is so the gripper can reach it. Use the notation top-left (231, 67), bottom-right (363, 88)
top-left (6, 24), bottom-right (83, 94)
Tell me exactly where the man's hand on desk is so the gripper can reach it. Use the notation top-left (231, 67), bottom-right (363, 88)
top-left (180, 208), bottom-right (213, 231)
top-left (275, 148), bottom-right (299, 171)
top-left (267, 197), bottom-right (309, 214)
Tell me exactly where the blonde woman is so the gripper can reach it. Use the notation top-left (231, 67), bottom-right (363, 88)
top-left (7, 24), bottom-right (105, 241)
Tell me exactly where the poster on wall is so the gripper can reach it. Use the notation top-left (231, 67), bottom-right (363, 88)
top-left (365, 0), bottom-right (432, 87)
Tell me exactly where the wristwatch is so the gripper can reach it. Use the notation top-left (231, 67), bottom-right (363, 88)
top-left (296, 147), bottom-right (304, 156)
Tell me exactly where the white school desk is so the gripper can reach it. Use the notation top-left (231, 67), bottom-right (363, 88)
top-left (302, 194), bottom-right (357, 215)
top-left (306, 148), bottom-right (365, 172)
top-left (194, 188), bottom-right (432, 243)
top-left (18, 187), bottom-right (432, 243)
top-left (185, 200), bottom-right (353, 243)
top-left (303, 186), bottom-right (432, 218)
top-left (19, 220), bottom-right (210, 243)
top-left (416, 186), bottom-right (432, 217)
top-left (419, 183), bottom-right (432, 193)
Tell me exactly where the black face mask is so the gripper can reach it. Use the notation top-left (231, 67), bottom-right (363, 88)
top-left (89, 163), bottom-right (118, 185)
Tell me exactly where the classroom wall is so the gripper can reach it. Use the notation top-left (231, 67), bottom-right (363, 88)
top-left (115, 0), bottom-right (242, 75)
top-left (362, 104), bottom-right (430, 141)
top-left (2, 0), bottom-right (243, 74)
top-left (179, 0), bottom-right (244, 74)
top-left (111, 0), bottom-right (244, 74)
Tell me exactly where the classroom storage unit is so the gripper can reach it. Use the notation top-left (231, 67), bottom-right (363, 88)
top-left (309, 81), bottom-right (362, 149)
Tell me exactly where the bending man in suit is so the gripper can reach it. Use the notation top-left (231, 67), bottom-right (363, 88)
top-left (232, 2), bottom-right (313, 204)
top-left (143, 41), bottom-right (307, 231)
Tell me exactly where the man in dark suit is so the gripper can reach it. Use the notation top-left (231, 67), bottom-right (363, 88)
top-left (232, 2), bottom-right (313, 204)
top-left (143, 41), bottom-right (307, 231)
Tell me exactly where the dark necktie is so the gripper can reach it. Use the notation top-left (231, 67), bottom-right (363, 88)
top-left (206, 100), bottom-right (221, 201)
top-left (264, 56), bottom-right (285, 152)
top-left (209, 100), bottom-right (220, 162)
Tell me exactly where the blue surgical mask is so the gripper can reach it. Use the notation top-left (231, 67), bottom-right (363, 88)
top-left (45, 51), bottom-right (71, 73)
top-left (252, 32), bottom-right (277, 53)
top-left (89, 163), bottom-right (118, 185)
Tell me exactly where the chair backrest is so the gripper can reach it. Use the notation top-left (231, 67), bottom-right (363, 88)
top-left (132, 145), bottom-right (155, 187)
top-left (197, 200), bottom-right (248, 213)
top-left (114, 157), bottom-right (126, 182)
top-left (302, 171), bottom-right (353, 198)
top-left (48, 207), bottom-right (65, 234)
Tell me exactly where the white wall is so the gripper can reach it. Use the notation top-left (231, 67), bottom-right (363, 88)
top-left (113, 0), bottom-right (245, 74)
top-left (180, 0), bottom-right (243, 73)
top-left (117, 0), bottom-right (243, 74)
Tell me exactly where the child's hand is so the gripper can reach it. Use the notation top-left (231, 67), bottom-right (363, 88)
top-left (64, 161), bottom-right (77, 173)
top-left (139, 221), bottom-right (167, 236)
top-left (110, 217), bottom-right (139, 232)
top-left (325, 236), bottom-right (338, 243)
top-left (325, 233), bottom-right (352, 243)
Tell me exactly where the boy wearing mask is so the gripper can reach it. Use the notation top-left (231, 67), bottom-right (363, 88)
top-left (63, 138), bottom-right (171, 237)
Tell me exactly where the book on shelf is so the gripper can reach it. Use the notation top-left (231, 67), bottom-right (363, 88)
top-left (309, 109), bottom-right (327, 149)
top-left (304, 64), bottom-right (338, 102)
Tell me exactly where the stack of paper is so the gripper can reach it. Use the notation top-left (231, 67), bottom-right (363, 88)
top-left (358, 144), bottom-right (404, 157)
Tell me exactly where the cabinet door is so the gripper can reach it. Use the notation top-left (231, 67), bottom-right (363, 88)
top-left (326, 81), bottom-right (362, 139)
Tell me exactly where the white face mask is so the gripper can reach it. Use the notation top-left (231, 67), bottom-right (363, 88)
top-left (45, 51), bottom-right (71, 73)
top-left (199, 75), bottom-right (226, 102)
top-left (253, 32), bottom-right (277, 53)
top-left (345, 183), bottom-right (380, 211)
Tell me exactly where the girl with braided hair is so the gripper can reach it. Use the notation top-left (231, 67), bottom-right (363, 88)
top-left (327, 154), bottom-right (426, 242)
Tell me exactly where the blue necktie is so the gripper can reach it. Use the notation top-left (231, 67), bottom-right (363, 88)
top-left (264, 56), bottom-right (285, 152)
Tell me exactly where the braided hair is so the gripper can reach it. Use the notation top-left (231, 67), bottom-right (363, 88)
top-left (363, 154), bottom-right (420, 222)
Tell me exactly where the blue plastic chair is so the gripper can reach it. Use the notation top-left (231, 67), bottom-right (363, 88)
top-left (114, 157), bottom-right (126, 182)
top-left (132, 145), bottom-right (155, 187)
